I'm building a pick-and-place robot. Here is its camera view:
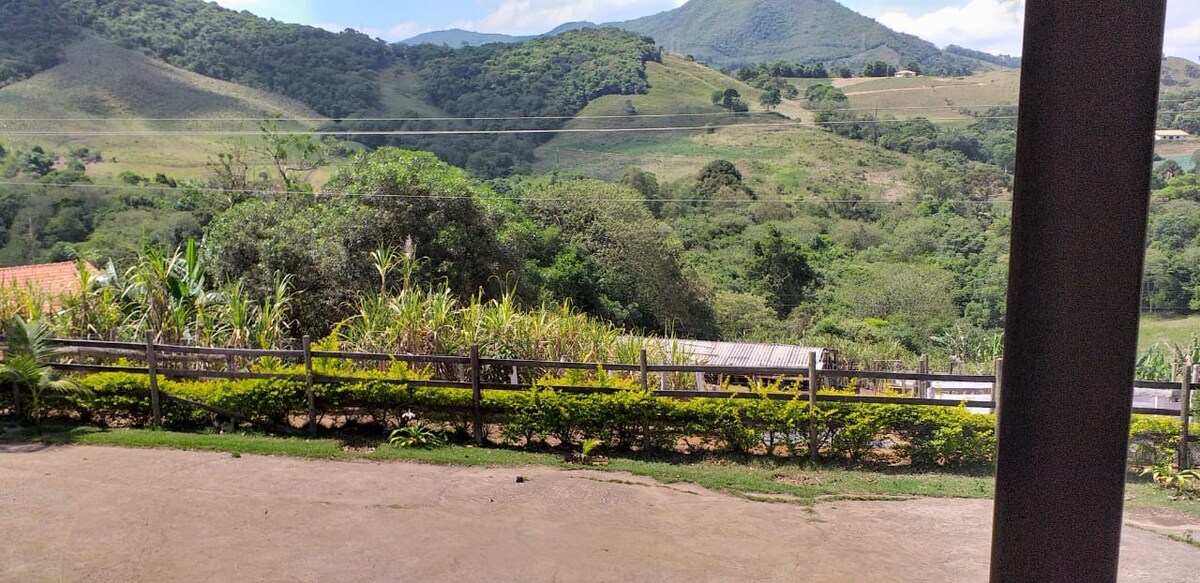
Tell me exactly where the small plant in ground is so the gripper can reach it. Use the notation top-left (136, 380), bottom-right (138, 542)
top-left (568, 437), bottom-right (607, 465)
top-left (1141, 461), bottom-right (1200, 497)
top-left (581, 437), bottom-right (602, 457)
top-left (388, 423), bottom-right (447, 449)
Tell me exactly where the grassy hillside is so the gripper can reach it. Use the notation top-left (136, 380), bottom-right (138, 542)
top-left (0, 37), bottom-right (322, 179)
top-left (615, 0), bottom-right (947, 69)
top-left (836, 70), bottom-right (1021, 121)
top-left (376, 64), bottom-right (448, 118)
top-left (1162, 56), bottom-right (1200, 90)
top-left (535, 55), bottom-right (907, 191)
top-left (1139, 314), bottom-right (1200, 352)
top-left (835, 57), bottom-right (1196, 121)
top-left (534, 53), bottom-right (768, 176)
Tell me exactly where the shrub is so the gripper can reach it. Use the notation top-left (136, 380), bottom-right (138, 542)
top-left (40, 372), bottom-right (1183, 469)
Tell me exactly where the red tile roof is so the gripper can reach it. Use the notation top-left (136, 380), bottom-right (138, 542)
top-left (0, 261), bottom-right (98, 300)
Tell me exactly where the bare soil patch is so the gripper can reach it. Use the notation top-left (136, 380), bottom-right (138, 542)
top-left (1, 445), bottom-right (1198, 582)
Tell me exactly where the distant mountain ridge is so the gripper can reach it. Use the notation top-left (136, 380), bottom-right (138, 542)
top-left (400, 22), bottom-right (598, 46)
top-left (401, 0), bottom-right (1008, 72)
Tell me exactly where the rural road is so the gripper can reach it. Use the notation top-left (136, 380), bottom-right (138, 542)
top-left (2, 445), bottom-right (1198, 582)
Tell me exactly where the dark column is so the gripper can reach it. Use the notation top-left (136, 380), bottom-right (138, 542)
top-left (990, 2), bottom-right (1167, 582)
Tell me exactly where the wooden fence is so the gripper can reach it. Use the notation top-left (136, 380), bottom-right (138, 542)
top-left (3, 335), bottom-right (1195, 464)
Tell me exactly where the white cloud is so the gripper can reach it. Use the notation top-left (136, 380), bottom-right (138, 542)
top-left (875, 0), bottom-right (1200, 59)
top-left (1161, 15), bottom-right (1200, 60)
top-left (878, 0), bottom-right (1024, 56)
top-left (455, 0), bottom-right (681, 36)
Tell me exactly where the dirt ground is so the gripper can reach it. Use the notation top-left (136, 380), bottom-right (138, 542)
top-left (2, 445), bottom-right (1199, 582)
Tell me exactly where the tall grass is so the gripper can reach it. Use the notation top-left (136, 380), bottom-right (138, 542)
top-left (9, 241), bottom-right (692, 384)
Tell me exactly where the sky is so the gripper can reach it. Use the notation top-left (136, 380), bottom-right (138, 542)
top-left (212, 0), bottom-right (1200, 59)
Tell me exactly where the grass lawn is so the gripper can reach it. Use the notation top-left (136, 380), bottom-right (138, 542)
top-left (1139, 314), bottom-right (1200, 352)
top-left (5, 424), bottom-right (1198, 517)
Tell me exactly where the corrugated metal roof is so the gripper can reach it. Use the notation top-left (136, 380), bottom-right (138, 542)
top-left (653, 338), bottom-right (825, 369)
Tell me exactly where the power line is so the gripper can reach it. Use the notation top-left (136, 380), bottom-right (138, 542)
top-left (0, 105), bottom-right (1027, 123)
top-left (0, 101), bottom-right (1192, 124)
top-left (0, 116), bottom-right (1024, 137)
top-left (0, 180), bottom-right (1021, 205)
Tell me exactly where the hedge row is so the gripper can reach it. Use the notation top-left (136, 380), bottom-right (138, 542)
top-left (3, 371), bottom-right (1189, 468)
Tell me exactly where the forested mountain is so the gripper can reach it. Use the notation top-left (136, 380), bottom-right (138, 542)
top-left (614, 0), bottom-right (956, 70)
top-left (399, 22), bottom-right (598, 47)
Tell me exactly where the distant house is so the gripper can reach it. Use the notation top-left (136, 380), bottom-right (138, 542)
top-left (894, 69), bottom-right (919, 78)
top-left (1155, 129), bottom-right (1192, 141)
top-left (0, 261), bottom-right (100, 310)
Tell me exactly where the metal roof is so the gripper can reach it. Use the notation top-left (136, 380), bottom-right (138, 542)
top-left (652, 339), bottom-right (826, 370)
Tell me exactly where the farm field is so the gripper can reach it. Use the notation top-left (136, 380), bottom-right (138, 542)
top-left (1140, 314), bottom-right (1200, 352)
top-left (839, 70), bottom-right (1021, 120)
top-left (2, 442), bottom-right (1198, 582)
top-left (1156, 140), bottom-right (1200, 172)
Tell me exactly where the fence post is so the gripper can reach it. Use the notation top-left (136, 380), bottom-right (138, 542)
top-left (225, 353), bottom-right (236, 380)
top-left (808, 351), bottom-right (819, 464)
top-left (639, 348), bottom-right (651, 450)
top-left (993, 357), bottom-right (1004, 439)
top-left (918, 354), bottom-right (930, 398)
top-left (471, 344), bottom-right (483, 445)
top-left (1181, 364), bottom-right (1195, 469)
top-left (303, 335), bottom-right (315, 436)
top-left (639, 349), bottom-right (648, 390)
top-left (146, 331), bottom-right (161, 428)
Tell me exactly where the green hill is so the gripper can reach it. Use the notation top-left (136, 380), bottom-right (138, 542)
top-left (534, 54), bottom-right (906, 190)
top-left (0, 37), bottom-right (322, 179)
top-left (0, 0), bottom-right (388, 118)
top-left (1162, 56), bottom-right (1200, 90)
top-left (614, 0), bottom-right (948, 69)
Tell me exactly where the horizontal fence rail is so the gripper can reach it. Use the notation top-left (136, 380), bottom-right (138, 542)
top-left (1, 337), bottom-right (1193, 428)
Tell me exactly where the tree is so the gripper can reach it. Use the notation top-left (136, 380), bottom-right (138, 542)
top-left (251, 118), bottom-right (343, 192)
top-left (696, 159), bottom-right (754, 200)
top-left (517, 177), bottom-right (718, 337)
top-left (748, 226), bottom-right (818, 318)
top-left (1154, 160), bottom-right (1185, 189)
top-left (720, 88), bottom-right (742, 111)
top-left (207, 148), bottom-right (512, 335)
top-left (12, 146), bottom-right (54, 177)
top-left (862, 61), bottom-right (897, 78)
top-left (619, 167), bottom-right (662, 215)
top-left (759, 88), bottom-right (782, 111)
top-left (1, 316), bottom-right (88, 431)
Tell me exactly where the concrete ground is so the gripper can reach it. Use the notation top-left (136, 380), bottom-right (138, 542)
top-left (1, 445), bottom-right (1198, 582)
